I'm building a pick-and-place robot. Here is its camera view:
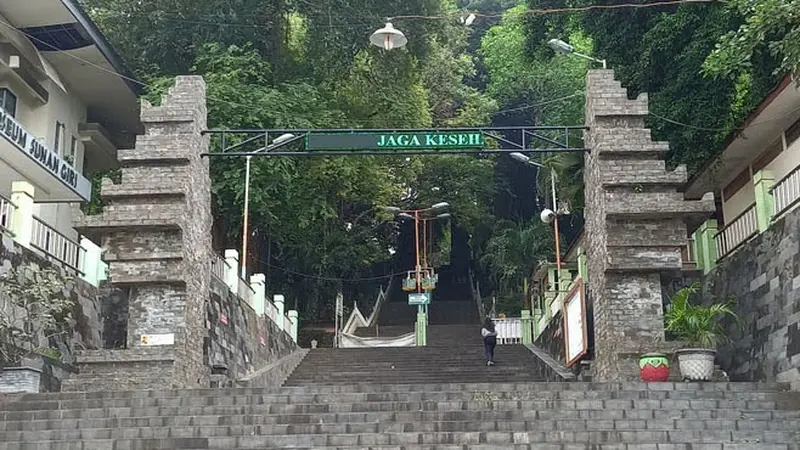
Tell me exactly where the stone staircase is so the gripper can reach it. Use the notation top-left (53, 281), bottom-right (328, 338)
top-left (4, 325), bottom-right (800, 448)
top-left (286, 325), bottom-right (547, 386)
top-left (2, 382), bottom-right (799, 449)
top-left (3, 328), bottom-right (800, 447)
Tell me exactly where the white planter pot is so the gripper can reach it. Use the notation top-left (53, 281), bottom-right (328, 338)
top-left (676, 348), bottom-right (716, 381)
top-left (0, 366), bottom-right (42, 393)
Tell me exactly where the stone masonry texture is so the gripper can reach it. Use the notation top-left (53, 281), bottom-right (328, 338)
top-left (72, 76), bottom-right (214, 390)
top-left (207, 277), bottom-right (296, 386)
top-left (583, 70), bottom-right (715, 381)
top-left (65, 76), bottom-right (298, 393)
top-left (701, 205), bottom-right (800, 390)
top-left (1, 234), bottom-right (103, 391)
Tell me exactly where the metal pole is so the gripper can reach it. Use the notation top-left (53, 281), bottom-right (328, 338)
top-left (422, 218), bottom-right (428, 268)
top-left (414, 210), bottom-right (421, 293)
top-left (551, 169), bottom-right (562, 272)
top-left (241, 155), bottom-right (252, 278)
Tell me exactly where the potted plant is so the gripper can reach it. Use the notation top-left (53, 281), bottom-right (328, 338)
top-left (0, 263), bottom-right (75, 393)
top-left (638, 352), bottom-right (670, 382)
top-left (665, 283), bottom-right (738, 381)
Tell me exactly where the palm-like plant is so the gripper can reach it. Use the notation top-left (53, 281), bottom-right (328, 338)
top-left (664, 283), bottom-right (739, 349)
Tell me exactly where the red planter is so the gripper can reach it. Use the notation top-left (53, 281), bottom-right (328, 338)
top-left (639, 353), bottom-right (670, 382)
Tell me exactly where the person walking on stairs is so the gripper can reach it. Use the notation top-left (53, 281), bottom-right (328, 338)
top-left (481, 317), bottom-right (498, 366)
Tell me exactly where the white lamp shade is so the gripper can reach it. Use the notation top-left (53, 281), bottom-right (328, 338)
top-left (370, 22), bottom-right (408, 50)
top-left (548, 39), bottom-right (574, 55)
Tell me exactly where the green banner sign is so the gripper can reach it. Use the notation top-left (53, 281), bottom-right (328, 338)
top-left (306, 131), bottom-right (485, 151)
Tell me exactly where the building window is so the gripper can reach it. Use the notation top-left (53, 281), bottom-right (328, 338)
top-left (0, 88), bottom-right (17, 117)
top-left (66, 136), bottom-right (78, 166)
top-left (786, 117), bottom-right (800, 148)
top-left (53, 121), bottom-right (66, 155)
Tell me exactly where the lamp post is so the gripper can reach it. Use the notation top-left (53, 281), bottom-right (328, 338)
top-left (547, 38), bottom-right (607, 69)
top-left (421, 213), bottom-right (451, 268)
top-left (510, 152), bottom-right (562, 272)
top-left (386, 203), bottom-right (450, 293)
top-left (241, 133), bottom-right (298, 278)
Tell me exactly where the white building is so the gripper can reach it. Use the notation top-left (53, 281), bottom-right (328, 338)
top-left (686, 75), bottom-right (800, 266)
top-left (0, 0), bottom-right (141, 278)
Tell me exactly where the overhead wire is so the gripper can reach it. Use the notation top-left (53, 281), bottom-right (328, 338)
top-left (84, 0), bottom-right (717, 26)
top-left (388, 0), bottom-right (716, 20)
top-left (257, 258), bottom-right (404, 282)
top-left (2, 4), bottom-right (795, 134)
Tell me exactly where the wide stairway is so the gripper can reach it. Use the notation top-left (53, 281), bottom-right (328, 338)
top-left (288, 325), bottom-right (546, 385)
top-left (2, 380), bottom-right (799, 449)
top-left (3, 303), bottom-right (800, 448)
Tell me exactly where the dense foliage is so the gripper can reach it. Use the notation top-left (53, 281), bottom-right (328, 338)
top-left (81, 0), bottom-right (791, 321)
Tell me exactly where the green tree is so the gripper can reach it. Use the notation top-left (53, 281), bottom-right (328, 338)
top-left (703, 0), bottom-right (800, 79)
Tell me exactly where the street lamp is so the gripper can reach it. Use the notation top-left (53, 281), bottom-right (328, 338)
top-left (385, 203), bottom-right (450, 293)
top-left (547, 38), bottom-right (607, 69)
top-left (370, 22), bottom-right (408, 50)
top-left (241, 133), bottom-right (299, 278)
top-left (509, 152), bottom-right (562, 271)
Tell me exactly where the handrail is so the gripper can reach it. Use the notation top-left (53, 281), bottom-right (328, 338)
top-left (714, 203), bottom-right (758, 260)
top-left (30, 216), bottom-right (85, 274)
top-left (237, 277), bottom-right (255, 307)
top-left (283, 314), bottom-right (293, 333)
top-left (771, 166), bottom-right (800, 218)
top-left (770, 164), bottom-right (800, 194)
top-left (211, 252), bottom-right (228, 281)
top-left (0, 194), bottom-right (15, 234)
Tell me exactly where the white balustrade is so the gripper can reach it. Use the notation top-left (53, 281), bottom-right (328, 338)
top-left (284, 315), bottom-right (293, 334)
top-left (0, 194), bottom-right (14, 234)
top-left (211, 253), bottom-right (228, 281)
top-left (237, 277), bottom-right (255, 308)
top-left (714, 204), bottom-right (758, 259)
top-left (772, 168), bottom-right (800, 218)
top-left (31, 217), bottom-right (85, 274)
top-left (492, 317), bottom-right (523, 345)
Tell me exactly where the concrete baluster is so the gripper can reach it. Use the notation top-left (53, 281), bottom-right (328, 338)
top-left (274, 294), bottom-right (285, 331)
top-left (288, 310), bottom-right (299, 342)
top-left (250, 274), bottom-right (266, 316)
top-left (9, 181), bottom-right (34, 248)
top-left (224, 249), bottom-right (239, 292)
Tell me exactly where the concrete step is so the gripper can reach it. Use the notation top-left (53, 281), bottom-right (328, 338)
top-left (3, 389), bottom-right (796, 411)
top-left (2, 428), bottom-right (799, 449)
top-left (4, 408), bottom-right (800, 431)
top-left (4, 398), bottom-right (799, 423)
top-left (9, 381), bottom-right (793, 400)
top-left (3, 417), bottom-right (800, 441)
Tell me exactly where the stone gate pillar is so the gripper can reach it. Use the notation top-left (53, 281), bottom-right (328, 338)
top-left (583, 70), bottom-right (714, 381)
top-left (72, 76), bottom-right (213, 390)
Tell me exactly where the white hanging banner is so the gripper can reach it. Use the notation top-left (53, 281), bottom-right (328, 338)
top-left (562, 278), bottom-right (588, 366)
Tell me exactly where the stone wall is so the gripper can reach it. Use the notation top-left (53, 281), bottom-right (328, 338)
top-left (61, 76), bottom-right (299, 393)
top-left (72, 76), bottom-right (213, 390)
top-left (0, 234), bottom-right (106, 391)
top-left (582, 69), bottom-right (715, 381)
top-left (0, 234), bottom-right (103, 363)
top-left (701, 206), bottom-right (800, 390)
top-left (207, 277), bottom-right (297, 386)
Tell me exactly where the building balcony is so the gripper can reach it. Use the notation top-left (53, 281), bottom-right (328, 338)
top-left (1, 185), bottom-right (106, 286)
top-left (79, 122), bottom-right (118, 171)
